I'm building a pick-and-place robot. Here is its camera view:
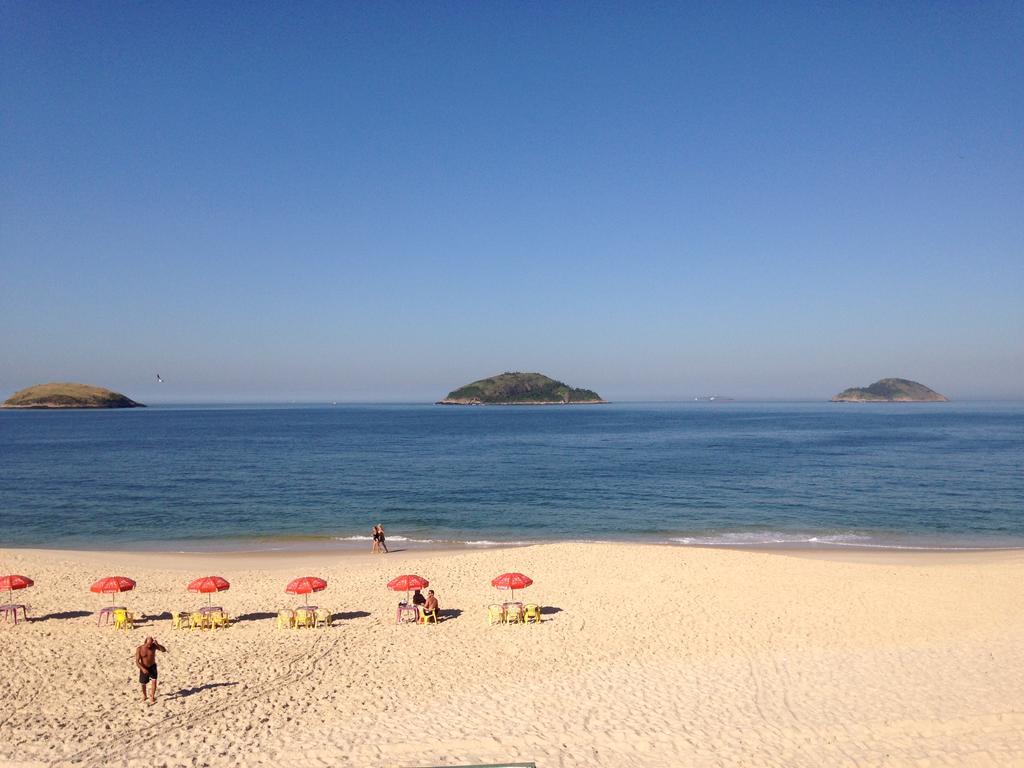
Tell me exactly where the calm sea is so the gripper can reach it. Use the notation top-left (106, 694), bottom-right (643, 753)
top-left (1, 402), bottom-right (1022, 552)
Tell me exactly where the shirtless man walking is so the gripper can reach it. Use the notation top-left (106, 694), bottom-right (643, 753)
top-left (135, 636), bottom-right (167, 704)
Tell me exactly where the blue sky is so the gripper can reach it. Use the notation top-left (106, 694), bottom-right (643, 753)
top-left (2, 2), bottom-right (1022, 401)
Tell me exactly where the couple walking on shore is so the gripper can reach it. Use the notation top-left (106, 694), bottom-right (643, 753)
top-left (371, 524), bottom-right (388, 554)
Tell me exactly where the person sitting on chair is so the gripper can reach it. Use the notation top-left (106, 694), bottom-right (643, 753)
top-left (412, 589), bottom-right (426, 606)
top-left (422, 589), bottom-right (439, 621)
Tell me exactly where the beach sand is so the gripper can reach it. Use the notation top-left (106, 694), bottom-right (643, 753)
top-left (0, 543), bottom-right (1022, 767)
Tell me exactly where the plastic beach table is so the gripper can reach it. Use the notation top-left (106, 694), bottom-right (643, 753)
top-left (0, 604), bottom-right (28, 624)
top-left (96, 606), bottom-right (127, 625)
top-left (199, 606), bottom-right (224, 614)
top-left (396, 602), bottom-right (420, 624)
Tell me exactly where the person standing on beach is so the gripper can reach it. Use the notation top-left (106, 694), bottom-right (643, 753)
top-left (135, 636), bottom-right (167, 705)
top-left (371, 525), bottom-right (381, 554)
top-left (377, 524), bottom-right (389, 553)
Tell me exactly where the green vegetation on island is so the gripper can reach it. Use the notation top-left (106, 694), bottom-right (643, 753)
top-left (438, 372), bottom-right (606, 405)
top-left (2, 382), bottom-right (144, 409)
top-left (831, 378), bottom-right (948, 403)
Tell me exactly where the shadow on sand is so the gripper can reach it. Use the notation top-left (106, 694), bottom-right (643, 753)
top-left (31, 610), bottom-right (92, 622)
top-left (235, 611), bottom-right (277, 623)
top-left (164, 682), bottom-right (238, 700)
top-left (335, 610), bottom-right (371, 621)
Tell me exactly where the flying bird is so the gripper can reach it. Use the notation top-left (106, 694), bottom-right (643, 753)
top-left (156, 374), bottom-right (163, 383)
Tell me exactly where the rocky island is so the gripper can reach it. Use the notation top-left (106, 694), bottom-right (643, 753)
top-left (832, 378), bottom-right (948, 403)
top-left (2, 382), bottom-right (145, 409)
top-left (437, 372), bottom-right (606, 405)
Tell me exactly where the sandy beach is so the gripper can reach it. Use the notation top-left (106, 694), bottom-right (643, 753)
top-left (1, 542), bottom-right (1022, 768)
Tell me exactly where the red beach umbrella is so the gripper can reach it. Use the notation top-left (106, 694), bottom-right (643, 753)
top-left (285, 576), bottom-right (327, 610)
top-left (491, 572), bottom-right (533, 601)
top-left (90, 576), bottom-right (136, 606)
top-left (387, 574), bottom-right (428, 603)
top-left (187, 575), bottom-right (230, 606)
top-left (0, 574), bottom-right (33, 604)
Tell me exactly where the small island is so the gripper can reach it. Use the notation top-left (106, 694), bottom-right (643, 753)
top-left (2, 382), bottom-right (145, 409)
top-left (437, 372), bottom-right (606, 405)
top-left (831, 378), bottom-right (948, 403)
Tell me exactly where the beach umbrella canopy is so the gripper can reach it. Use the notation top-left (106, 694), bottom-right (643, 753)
top-left (491, 572), bottom-right (533, 600)
top-left (387, 574), bottom-right (428, 603)
top-left (187, 575), bottom-right (230, 606)
top-left (90, 576), bottom-right (136, 605)
top-left (0, 574), bottom-right (33, 603)
top-left (286, 576), bottom-right (327, 609)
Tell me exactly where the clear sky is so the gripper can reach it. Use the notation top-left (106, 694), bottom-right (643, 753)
top-left (2, 2), bottom-right (1022, 402)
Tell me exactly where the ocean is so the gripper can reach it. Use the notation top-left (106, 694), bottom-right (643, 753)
top-left (1, 402), bottom-right (1022, 552)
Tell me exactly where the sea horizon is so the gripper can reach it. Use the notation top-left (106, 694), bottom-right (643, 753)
top-left (21, 397), bottom-right (1022, 407)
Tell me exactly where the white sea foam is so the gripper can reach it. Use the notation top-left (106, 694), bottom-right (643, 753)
top-left (463, 540), bottom-right (534, 547)
top-left (333, 534), bottom-right (438, 544)
top-left (332, 535), bottom-right (532, 547)
top-left (668, 532), bottom-right (871, 547)
top-left (824, 540), bottom-right (1020, 551)
top-left (667, 532), bottom-right (1021, 551)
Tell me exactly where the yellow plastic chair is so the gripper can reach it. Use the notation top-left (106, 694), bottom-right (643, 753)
top-left (189, 612), bottom-right (206, 630)
top-left (504, 605), bottom-right (523, 625)
top-left (171, 612), bottom-right (186, 630)
top-left (486, 604), bottom-right (505, 626)
top-left (210, 611), bottom-right (230, 629)
top-left (276, 609), bottom-right (294, 629)
top-left (420, 609), bottom-right (438, 625)
top-left (112, 608), bottom-right (133, 631)
top-left (523, 604), bottom-right (542, 624)
top-left (314, 608), bottom-right (332, 628)
top-left (294, 608), bottom-right (314, 629)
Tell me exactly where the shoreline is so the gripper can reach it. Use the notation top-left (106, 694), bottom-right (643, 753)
top-left (5, 527), bottom-right (1024, 555)
top-left (5, 538), bottom-right (1024, 568)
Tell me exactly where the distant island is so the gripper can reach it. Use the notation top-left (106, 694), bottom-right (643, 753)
top-left (2, 382), bottom-right (144, 409)
top-left (832, 378), bottom-right (948, 403)
top-left (437, 372), bottom-right (606, 405)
